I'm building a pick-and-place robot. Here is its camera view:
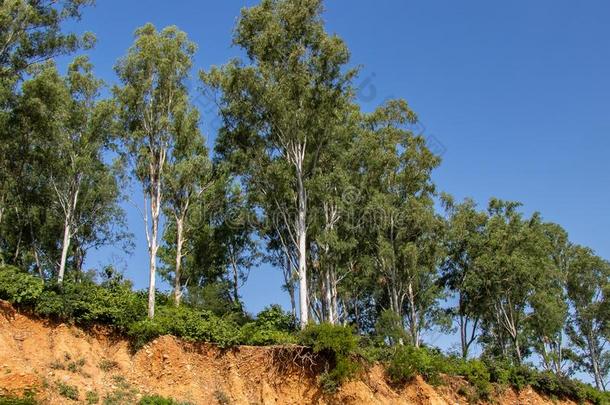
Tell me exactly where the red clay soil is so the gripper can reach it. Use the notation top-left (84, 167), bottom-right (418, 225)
top-left (0, 300), bottom-right (584, 404)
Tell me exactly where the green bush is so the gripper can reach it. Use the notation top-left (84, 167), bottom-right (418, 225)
top-left (240, 305), bottom-right (297, 345)
top-left (374, 309), bottom-right (409, 346)
top-left (300, 323), bottom-right (360, 392)
top-left (127, 305), bottom-right (241, 350)
top-left (0, 395), bottom-right (38, 405)
top-left (86, 390), bottom-right (99, 404)
top-left (0, 266), bottom-right (43, 305)
top-left (386, 345), bottom-right (444, 385)
top-left (456, 359), bottom-right (492, 399)
top-left (138, 395), bottom-right (193, 405)
top-left (57, 382), bottom-right (79, 400)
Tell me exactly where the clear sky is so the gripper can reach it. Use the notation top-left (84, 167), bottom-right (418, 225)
top-left (62, 0), bottom-right (610, 353)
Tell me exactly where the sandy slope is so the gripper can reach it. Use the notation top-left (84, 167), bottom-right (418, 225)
top-left (0, 301), bottom-right (582, 404)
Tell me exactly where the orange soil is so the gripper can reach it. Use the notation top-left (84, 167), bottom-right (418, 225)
top-left (0, 301), bottom-right (583, 404)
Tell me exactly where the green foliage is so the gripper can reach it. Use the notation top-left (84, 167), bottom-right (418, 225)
top-left (300, 323), bottom-right (360, 392)
top-left (127, 305), bottom-right (241, 350)
top-left (57, 382), bottom-right (79, 400)
top-left (454, 359), bottom-right (492, 399)
top-left (374, 309), bottom-right (408, 346)
top-left (240, 305), bottom-right (296, 345)
top-left (0, 266), bottom-right (43, 305)
top-left (138, 395), bottom-right (193, 405)
top-left (0, 396), bottom-right (37, 405)
top-left (386, 345), bottom-right (445, 386)
top-left (86, 390), bottom-right (99, 404)
top-left (98, 359), bottom-right (119, 372)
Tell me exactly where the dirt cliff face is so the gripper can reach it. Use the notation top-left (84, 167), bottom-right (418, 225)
top-left (0, 301), bottom-right (582, 404)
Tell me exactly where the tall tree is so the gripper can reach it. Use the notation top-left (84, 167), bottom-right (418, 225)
top-left (362, 100), bottom-right (444, 346)
top-left (529, 223), bottom-right (573, 376)
top-left (162, 102), bottom-right (211, 305)
top-left (0, 0), bottom-right (93, 79)
top-left (203, 0), bottom-right (354, 328)
top-left (0, 0), bottom-right (93, 266)
top-left (476, 199), bottom-right (552, 364)
top-left (441, 196), bottom-right (488, 358)
top-left (52, 56), bottom-right (116, 283)
top-left (114, 24), bottom-right (196, 318)
top-left (566, 246), bottom-right (610, 390)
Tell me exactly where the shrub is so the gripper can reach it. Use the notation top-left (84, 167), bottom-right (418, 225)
top-left (213, 391), bottom-right (231, 405)
top-left (300, 323), bottom-right (360, 392)
top-left (0, 266), bottom-right (43, 305)
top-left (240, 305), bottom-right (297, 345)
top-left (374, 309), bottom-right (409, 346)
top-left (86, 390), bottom-right (99, 404)
top-left (387, 345), bottom-right (444, 386)
top-left (0, 397), bottom-right (38, 405)
top-left (98, 359), bottom-right (119, 372)
top-left (57, 382), bottom-right (79, 400)
top-left (138, 395), bottom-right (193, 405)
top-left (127, 305), bottom-right (241, 350)
top-left (456, 359), bottom-right (492, 399)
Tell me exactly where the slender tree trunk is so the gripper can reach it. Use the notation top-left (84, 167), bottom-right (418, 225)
top-left (58, 186), bottom-right (78, 284)
top-left (148, 180), bottom-right (161, 319)
top-left (58, 220), bottom-right (71, 284)
top-left (330, 269), bottom-right (338, 324)
top-left (324, 268), bottom-right (334, 324)
top-left (173, 217), bottom-right (184, 306)
top-left (296, 170), bottom-right (308, 329)
top-left (587, 332), bottom-right (604, 390)
top-left (407, 281), bottom-right (420, 347)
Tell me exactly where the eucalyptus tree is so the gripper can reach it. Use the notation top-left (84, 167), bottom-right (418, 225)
top-left (162, 104), bottom-right (212, 305)
top-left (114, 24), bottom-right (196, 318)
top-left (361, 100), bottom-right (444, 346)
top-left (52, 56), bottom-right (117, 283)
top-left (0, 0), bottom-right (94, 79)
top-left (0, 0), bottom-right (93, 264)
top-left (529, 223), bottom-right (573, 376)
top-left (476, 199), bottom-right (552, 364)
top-left (566, 246), bottom-right (610, 390)
top-left (2, 61), bottom-right (67, 272)
top-left (203, 0), bottom-right (354, 328)
top-left (441, 196), bottom-right (488, 358)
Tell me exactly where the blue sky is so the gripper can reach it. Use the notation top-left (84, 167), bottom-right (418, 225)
top-left (62, 1), bottom-right (610, 354)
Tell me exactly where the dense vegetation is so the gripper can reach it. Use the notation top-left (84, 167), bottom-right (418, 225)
top-left (0, 0), bottom-right (609, 403)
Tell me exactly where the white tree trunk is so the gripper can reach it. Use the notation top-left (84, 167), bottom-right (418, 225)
top-left (173, 217), bottom-right (184, 306)
top-left (57, 185), bottom-right (78, 285)
top-left (147, 179), bottom-right (161, 319)
top-left (296, 171), bottom-right (308, 329)
top-left (58, 220), bottom-right (71, 284)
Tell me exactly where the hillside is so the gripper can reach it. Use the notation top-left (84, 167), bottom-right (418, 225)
top-left (0, 301), bottom-right (586, 405)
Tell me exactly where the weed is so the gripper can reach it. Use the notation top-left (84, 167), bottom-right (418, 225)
top-left (57, 382), bottom-right (79, 400)
top-left (213, 390), bottom-right (231, 405)
top-left (99, 359), bottom-right (119, 372)
top-left (86, 391), bottom-right (99, 404)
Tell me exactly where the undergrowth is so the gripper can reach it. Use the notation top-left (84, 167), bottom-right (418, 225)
top-left (1, 265), bottom-right (608, 403)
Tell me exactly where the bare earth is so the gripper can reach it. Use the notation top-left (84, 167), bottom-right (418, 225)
top-left (0, 301), bottom-right (584, 404)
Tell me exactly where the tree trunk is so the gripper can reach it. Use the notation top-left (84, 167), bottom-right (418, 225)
top-left (587, 332), bottom-right (604, 390)
top-left (148, 182), bottom-right (161, 319)
top-left (324, 268), bottom-right (334, 324)
top-left (407, 281), bottom-right (419, 347)
top-left (296, 171), bottom-right (308, 329)
top-left (173, 217), bottom-right (184, 306)
top-left (230, 247), bottom-right (240, 304)
top-left (57, 186), bottom-right (78, 285)
top-left (58, 219), bottom-right (71, 284)
top-left (330, 269), bottom-right (338, 324)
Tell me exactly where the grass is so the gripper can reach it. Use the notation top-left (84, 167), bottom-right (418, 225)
top-left (99, 359), bottom-right (119, 372)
